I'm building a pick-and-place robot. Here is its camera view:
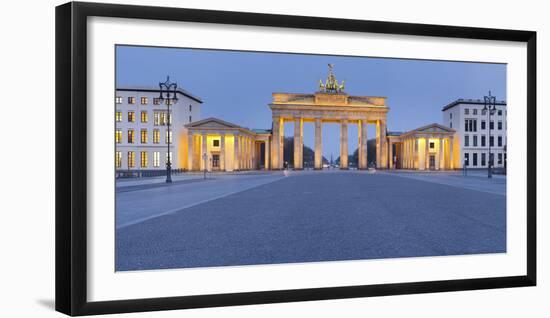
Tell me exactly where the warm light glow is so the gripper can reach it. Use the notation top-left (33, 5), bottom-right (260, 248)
top-left (140, 151), bottom-right (148, 168)
top-left (115, 151), bottom-right (122, 168)
top-left (115, 129), bottom-right (122, 144)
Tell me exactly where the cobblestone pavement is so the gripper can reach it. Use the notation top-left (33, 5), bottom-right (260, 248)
top-left (116, 171), bottom-right (506, 271)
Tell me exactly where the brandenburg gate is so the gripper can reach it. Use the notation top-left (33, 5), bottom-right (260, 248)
top-left (269, 64), bottom-right (389, 170)
top-left (182, 64), bottom-right (458, 172)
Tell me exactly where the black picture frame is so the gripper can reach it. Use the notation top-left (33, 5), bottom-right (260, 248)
top-left (55, 1), bottom-right (536, 316)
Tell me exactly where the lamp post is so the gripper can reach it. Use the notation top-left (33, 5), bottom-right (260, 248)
top-left (158, 76), bottom-right (178, 183)
top-left (483, 91), bottom-right (497, 179)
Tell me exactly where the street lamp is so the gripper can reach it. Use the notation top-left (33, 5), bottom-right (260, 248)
top-left (483, 91), bottom-right (497, 179)
top-left (158, 76), bottom-right (178, 183)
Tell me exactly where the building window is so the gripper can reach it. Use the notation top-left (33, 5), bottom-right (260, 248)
top-left (115, 96), bottom-right (122, 104)
top-left (189, 116), bottom-right (192, 123)
top-left (115, 151), bottom-right (122, 168)
top-left (498, 136), bottom-right (502, 147)
top-left (213, 139), bottom-right (220, 147)
top-left (140, 151), bottom-right (148, 168)
top-left (429, 141), bottom-right (434, 149)
top-left (490, 121), bottom-right (494, 130)
top-left (498, 153), bottom-right (503, 164)
top-left (481, 153), bottom-right (486, 166)
top-left (473, 153), bottom-right (478, 166)
top-left (464, 119), bottom-right (477, 132)
top-left (141, 97), bottom-right (148, 105)
top-left (166, 130), bottom-right (172, 144)
top-left (153, 152), bottom-right (160, 167)
top-left (481, 135), bottom-right (486, 147)
top-left (490, 136), bottom-right (494, 147)
top-left (464, 108), bottom-right (469, 115)
top-left (128, 96), bottom-right (135, 104)
top-left (115, 129), bottom-right (122, 143)
top-left (473, 135), bottom-right (478, 147)
top-left (127, 129), bottom-right (134, 143)
top-left (141, 129), bottom-right (148, 144)
top-left (127, 151), bottom-right (135, 168)
top-left (189, 105), bottom-right (192, 112)
top-left (464, 153), bottom-right (469, 166)
top-left (481, 120), bottom-right (486, 130)
top-left (473, 109), bottom-right (478, 115)
top-left (165, 152), bottom-right (172, 164)
top-left (464, 135), bottom-right (469, 147)
top-left (128, 111), bottom-right (135, 122)
top-left (153, 129), bottom-right (160, 144)
top-left (154, 112), bottom-right (170, 126)
top-left (115, 111), bottom-right (122, 122)
top-left (450, 122), bottom-right (452, 128)
top-left (498, 109), bottom-right (502, 116)
top-left (498, 121), bottom-right (503, 130)
top-left (141, 111), bottom-right (148, 123)
top-left (153, 98), bottom-right (161, 105)
top-left (154, 112), bottom-right (160, 126)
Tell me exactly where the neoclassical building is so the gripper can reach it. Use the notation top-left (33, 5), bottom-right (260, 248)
top-left (185, 118), bottom-right (271, 172)
top-left (387, 123), bottom-right (458, 170)
top-left (181, 65), bottom-right (461, 172)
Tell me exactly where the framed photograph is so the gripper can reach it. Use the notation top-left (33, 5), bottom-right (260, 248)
top-left (55, 1), bottom-right (536, 316)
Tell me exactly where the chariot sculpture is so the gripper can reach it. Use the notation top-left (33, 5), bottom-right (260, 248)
top-left (318, 63), bottom-right (345, 93)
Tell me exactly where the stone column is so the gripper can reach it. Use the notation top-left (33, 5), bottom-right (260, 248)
top-left (340, 119), bottom-right (348, 169)
top-left (403, 139), bottom-right (409, 169)
top-left (314, 118), bottom-right (323, 169)
top-left (376, 120), bottom-right (381, 168)
top-left (264, 140), bottom-right (270, 170)
top-left (252, 139), bottom-right (256, 170)
top-left (271, 117), bottom-right (280, 170)
top-left (252, 139), bottom-right (256, 169)
top-left (414, 138), bottom-right (418, 169)
top-left (449, 137), bottom-right (454, 169)
top-left (406, 139), bottom-right (410, 169)
top-left (244, 137), bottom-right (248, 170)
top-left (437, 137), bottom-right (444, 170)
top-left (280, 122), bottom-right (285, 169)
top-left (380, 120), bottom-right (387, 169)
top-left (389, 141), bottom-right (393, 169)
top-left (294, 117), bottom-right (303, 169)
top-left (201, 133), bottom-right (208, 171)
top-left (220, 133), bottom-right (226, 171)
top-left (359, 119), bottom-right (368, 169)
top-left (187, 133), bottom-right (194, 171)
top-left (241, 136), bottom-right (247, 170)
top-left (409, 139), bottom-right (413, 169)
top-left (246, 137), bottom-right (250, 170)
top-left (234, 134), bottom-right (240, 171)
top-left (423, 137), bottom-right (430, 170)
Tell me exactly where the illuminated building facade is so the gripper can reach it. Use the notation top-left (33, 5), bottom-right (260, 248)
top-left (115, 87), bottom-right (202, 173)
top-left (442, 99), bottom-right (507, 169)
top-left (116, 67), bottom-right (507, 173)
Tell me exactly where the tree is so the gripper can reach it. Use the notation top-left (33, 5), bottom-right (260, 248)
top-left (335, 139), bottom-right (377, 167)
top-left (282, 137), bottom-right (328, 168)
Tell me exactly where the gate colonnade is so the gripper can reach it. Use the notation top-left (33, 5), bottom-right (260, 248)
top-left (269, 92), bottom-right (389, 170)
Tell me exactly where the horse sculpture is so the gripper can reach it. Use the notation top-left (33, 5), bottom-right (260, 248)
top-left (318, 64), bottom-right (345, 93)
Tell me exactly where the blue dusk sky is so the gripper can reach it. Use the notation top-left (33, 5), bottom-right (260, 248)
top-left (116, 45), bottom-right (506, 159)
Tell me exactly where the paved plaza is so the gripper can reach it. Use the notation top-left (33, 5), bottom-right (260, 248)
top-left (116, 170), bottom-right (506, 271)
